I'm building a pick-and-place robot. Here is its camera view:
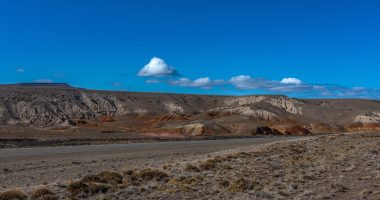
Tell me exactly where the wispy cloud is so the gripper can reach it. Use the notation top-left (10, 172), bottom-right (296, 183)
top-left (229, 75), bottom-right (380, 99)
top-left (138, 57), bottom-right (179, 77)
top-left (169, 77), bottom-right (224, 89)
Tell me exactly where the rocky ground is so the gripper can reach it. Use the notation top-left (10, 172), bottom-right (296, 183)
top-left (1, 132), bottom-right (379, 200)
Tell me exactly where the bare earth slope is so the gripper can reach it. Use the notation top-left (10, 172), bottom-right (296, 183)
top-left (1, 84), bottom-right (380, 139)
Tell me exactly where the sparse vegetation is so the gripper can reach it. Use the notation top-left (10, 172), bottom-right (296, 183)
top-left (30, 187), bottom-right (58, 200)
top-left (161, 163), bottom-right (173, 170)
top-left (0, 189), bottom-right (27, 200)
top-left (97, 171), bottom-right (123, 184)
top-left (227, 178), bottom-right (249, 192)
top-left (198, 159), bottom-right (218, 170)
top-left (137, 169), bottom-right (169, 182)
top-left (184, 164), bottom-right (200, 172)
top-left (67, 181), bottom-right (111, 196)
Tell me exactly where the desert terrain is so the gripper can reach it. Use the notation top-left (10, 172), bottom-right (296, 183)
top-left (0, 132), bottom-right (379, 199)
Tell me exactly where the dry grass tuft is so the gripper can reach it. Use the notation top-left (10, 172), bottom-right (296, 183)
top-left (137, 169), bottom-right (169, 182)
top-left (227, 178), bottom-right (249, 193)
top-left (199, 159), bottom-right (219, 170)
top-left (165, 176), bottom-right (203, 192)
top-left (97, 171), bottom-right (123, 185)
top-left (169, 176), bottom-right (203, 187)
top-left (184, 164), bottom-right (200, 172)
top-left (80, 171), bottom-right (123, 185)
top-left (67, 181), bottom-right (111, 196)
top-left (161, 163), bottom-right (173, 170)
top-left (30, 187), bottom-right (58, 200)
top-left (81, 175), bottom-right (106, 183)
top-left (0, 189), bottom-right (27, 200)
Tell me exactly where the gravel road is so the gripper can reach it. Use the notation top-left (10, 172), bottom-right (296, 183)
top-left (0, 136), bottom-right (297, 189)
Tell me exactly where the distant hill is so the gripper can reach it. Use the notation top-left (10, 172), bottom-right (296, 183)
top-left (0, 84), bottom-right (379, 137)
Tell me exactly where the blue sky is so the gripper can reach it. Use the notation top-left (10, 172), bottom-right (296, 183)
top-left (1, 0), bottom-right (380, 98)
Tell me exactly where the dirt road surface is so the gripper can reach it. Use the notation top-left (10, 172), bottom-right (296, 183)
top-left (0, 136), bottom-right (298, 189)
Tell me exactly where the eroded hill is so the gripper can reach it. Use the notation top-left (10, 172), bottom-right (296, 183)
top-left (1, 84), bottom-right (380, 138)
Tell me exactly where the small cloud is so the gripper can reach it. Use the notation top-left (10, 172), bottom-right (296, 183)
top-left (229, 75), bottom-right (255, 89)
top-left (229, 75), bottom-right (278, 90)
top-left (170, 77), bottom-right (224, 89)
top-left (280, 77), bottom-right (302, 84)
top-left (34, 79), bottom-right (53, 83)
top-left (16, 68), bottom-right (25, 73)
top-left (138, 57), bottom-right (179, 77)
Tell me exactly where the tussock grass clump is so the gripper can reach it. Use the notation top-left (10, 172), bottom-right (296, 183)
top-left (81, 175), bottom-right (106, 184)
top-left (0, 189), bottom-right (27, 200)
top-left (161, 163), bottom-right (173, 170)
top-left (67, 181), bottom-right (111, 196)
top-left (67, 181), bottom-right (87, 196)
top-left (30, 187), bottom-right (58, 200)
top-left (98, 171), bottom-right (123, 185)
top-left (122, 169), bottom-right (134, 176)
top-left (227, 178), bottom-right (249, 193)
top-left (165, 176), bottom-right (203, 192)
top-left (67, 171), bottom-right (122, 196)
top-left (184, 164), bottom-right (200, 172)
top-left (138, 169), bottom-right (169, 182)
top-left (199, 158), bottom-right (222, 170)
top-left (81, 171), bottom-right (123, 185)
top-left (169, 176), bottom-right (203, 187)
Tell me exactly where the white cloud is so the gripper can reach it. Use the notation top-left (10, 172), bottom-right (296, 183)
top-left (170, 77), bottom-right (224, 89)
top-left (16, 68), bottom-right (25, 73)
top-left (34, 79), bottom-right (53, 83)
top-left (229, 75), bottom-right (279, 90)
top-left (138, 57), bottom-right (179, 77)
top-left (228, 74), bottom-right (380, 99)
top-left (229, 75), bottom-right (255, 89)
top-left (280, 77), bottom-right (302, 84)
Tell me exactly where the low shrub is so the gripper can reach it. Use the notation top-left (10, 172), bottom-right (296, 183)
top-left (30, 187), bottom-right (58, 200)
top-left (98, 171), bottom-right (123, 185)
top-left (0, 189), bottom-right (27, 200)
top-left (227, 178), bottom-right (249, 193)
top-left (184, 164), bottom-right (200, 172)
top-left (67, 181), bottom-right (111, 196)
top-left (199, 159), bottom-right (218, 170)
top-left (137, 169), bottom-right (169, 182)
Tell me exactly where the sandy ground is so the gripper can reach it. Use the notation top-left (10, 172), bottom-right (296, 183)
top-left (0, 136), bottom-right (295, 189)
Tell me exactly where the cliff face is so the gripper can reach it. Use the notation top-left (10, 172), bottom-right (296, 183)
top-left (1, 84), bottom-right (380, 136)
